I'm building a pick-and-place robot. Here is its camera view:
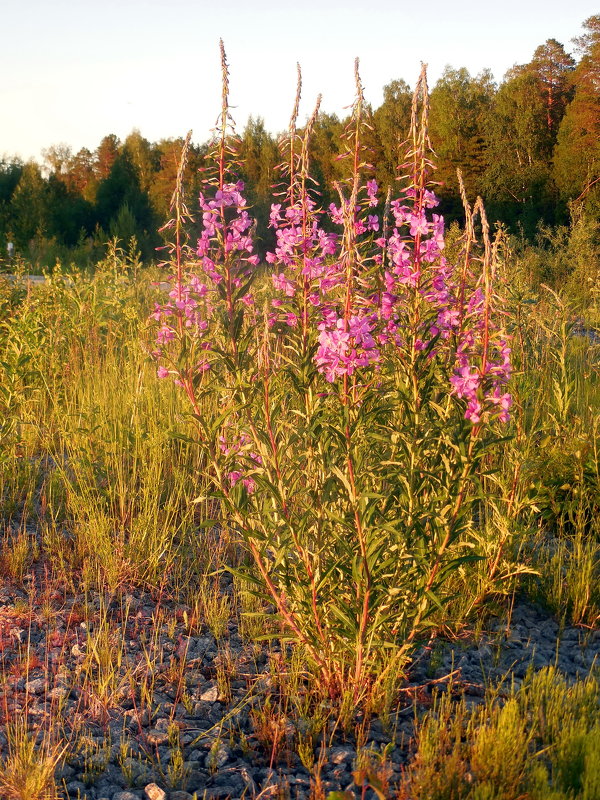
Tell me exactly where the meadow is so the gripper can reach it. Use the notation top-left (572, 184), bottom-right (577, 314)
top-left (0, 55), bottom-right (599, 800)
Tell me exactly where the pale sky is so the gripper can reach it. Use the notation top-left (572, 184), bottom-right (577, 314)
top-left (1, 0), bottom-right (597, 163)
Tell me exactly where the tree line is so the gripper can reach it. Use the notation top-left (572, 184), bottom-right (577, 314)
top-left (1, 15), bottom-right (598, 267)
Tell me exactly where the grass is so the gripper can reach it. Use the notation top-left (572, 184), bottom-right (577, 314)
top-left (0, 246), bottom-right (598, 799)
top-left (0, 718), bottom-right (66, 800)
top-left (401, 667), bottom-right (600, 800)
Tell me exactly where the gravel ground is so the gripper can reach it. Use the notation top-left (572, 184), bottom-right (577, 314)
top-left (0, 545), bottom-right (599, 800)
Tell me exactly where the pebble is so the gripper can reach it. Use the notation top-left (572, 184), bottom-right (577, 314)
top-left (146, 729), bottom-right (169, 746)
top-left (199, 684), bottom-right (219, 702)
top-left (143, 784), bottom-right (167, 800)
top-left (25, 677), bottom-right (46, 694)
top-left (65, 782), bottom-right (87, 795)
top-left (329, 745), bottom-right (354, 764)
top-left (1, 561), bottom-right (598, 800)
top-left (205, 743), bottom-right (230, 770)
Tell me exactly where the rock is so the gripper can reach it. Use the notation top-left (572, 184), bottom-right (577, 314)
top-left (367, 719), bottom-right (388, 743)
top-left (199, 684), bottom-right (219, 702)
top-left (65, 781), bottom-right (87, 795)
top-left (328, 746), bottom-right (354, 765)
top-left (184, 769), bottom-right (207, 790)
top-left (146, 729), bottom-right (169, 746)
top-left (113, 793), bottom-right (141, 800)
top-left (212, 773), bottom-right (245, 791)
top-left (48, 685), bottom-right (69, 700)
top-left (169, 793), bottom-right (194, 800)
top-left (144, 784), bottom-right (167, 800)
top-left (205, 743), bottom-right (230, 770)
top-left (96, 780), bottom-right (124, 798)
top-left (135, 767), bottom-right (160, 789)
top-left (25, 677), bottom-right (46, 694)
top-left (56, 764), bottom-right (75, 780)
top-left (204, 789), bottom-right (238, 800)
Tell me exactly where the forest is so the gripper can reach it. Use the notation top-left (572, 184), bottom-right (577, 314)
top-left (1, 15), bottom-right (599, 270)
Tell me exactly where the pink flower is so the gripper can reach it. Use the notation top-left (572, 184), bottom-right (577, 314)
top-left (269, 204), bottom-right (282, 227)
top-left (242, 477), bottom-right (256, 493)
top-left (157, 325), bottom-right (176, 344)
top-left (329, 204), bottom-right (344, 225)
top-left (423, 189), bottom-right (439, 208)
top-left (465, 399), bottom-right (482, 423)
top-left (228, 471), bottom-right (243, 487)
top-left (366, 179), bottom-right (378, 207)
top-left (390, 201), bottom-right (409, 226)
top-left (450, 366), bottom-right (480, 400)
top-left (349, 315), bottom-right (376, 349)
top-left (409, 212), bottom-right (429, 237)
top-left (488, 389), bottom-right (512, 422)
top-left (272, 272), bottom-right (296, 297)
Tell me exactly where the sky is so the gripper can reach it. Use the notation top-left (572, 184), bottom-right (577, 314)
top-left (1, 0), bottom-right (598, 164)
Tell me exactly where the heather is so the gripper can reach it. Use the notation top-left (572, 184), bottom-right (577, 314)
top-left (0, 44), bottom-right (599, 800)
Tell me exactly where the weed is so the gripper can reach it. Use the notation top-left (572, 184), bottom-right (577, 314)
top-left (0, 719), bottom-right (65, 800)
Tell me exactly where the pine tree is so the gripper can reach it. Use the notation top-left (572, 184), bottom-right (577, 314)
top-left (553, 16), bottom-right (600, 210)
top-left (530, 40), bottom-right (575, 135)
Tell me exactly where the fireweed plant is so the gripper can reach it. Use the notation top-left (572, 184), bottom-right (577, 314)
top-left (150, 46), bottom-right (512, 705)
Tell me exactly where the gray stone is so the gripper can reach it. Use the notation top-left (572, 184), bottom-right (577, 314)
top-left (328, 746), bottom-right (354, 765)
top-left (212, 773), bottom-right (245, 791)
top-left (199, 684), bottom-right (219, 702)
top-left (48, 685), bottom-right (69, 700)
top-left (65, 781), bottom-right (87, 795)
top-left (56, 764), bottom-right (75, 780)
top-left (205, 743), bottom-right (230, 770)
top-left (204, 789), bottom-right (238, 800)
top-left (146, 729), bottom-right (169, 746)
top-left (25, 677), bottom-right (46, 694)
top-left (184, 769), bottom-right (208, 790)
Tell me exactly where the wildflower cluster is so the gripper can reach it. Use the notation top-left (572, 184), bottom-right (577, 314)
top-left (196, 181), bottom-right (259, 283)
top-left (266, 195), bottom-right (338, 331)
top-left (149, 52), bottom-right (515, 703)
top-left (151, 44), bottom-right (261, 389)
top-left (265, 169), bottom-right (512, 423)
